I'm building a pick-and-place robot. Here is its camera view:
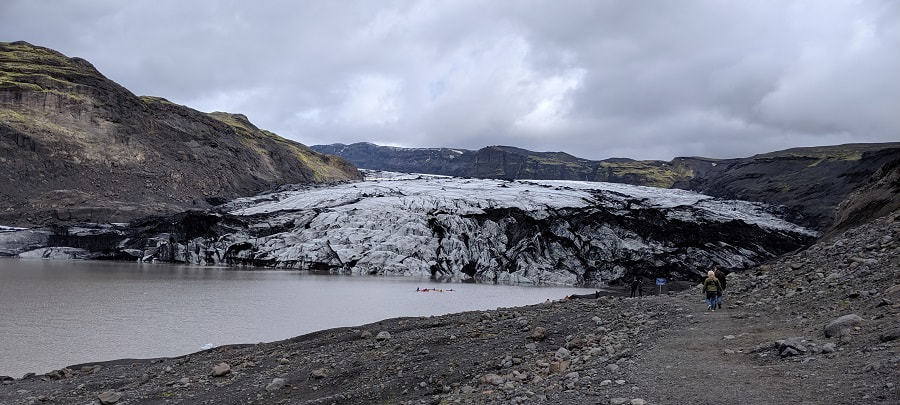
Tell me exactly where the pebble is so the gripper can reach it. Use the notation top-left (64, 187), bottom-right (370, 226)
top-left (97, 391), bottom-right (121, 404)
top-left (211, 362), bottom-right (231, 377)
top-left (264, 377), bottom-right (286, 392)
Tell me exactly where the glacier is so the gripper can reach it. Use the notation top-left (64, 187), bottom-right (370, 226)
top-left (110, 171), bottom-right (816, 286)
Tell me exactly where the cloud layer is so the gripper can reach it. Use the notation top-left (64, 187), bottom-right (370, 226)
top-left (1, 0), bottom-right (897, 160)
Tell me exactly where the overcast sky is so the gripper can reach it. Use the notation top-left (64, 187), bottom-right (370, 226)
top-left (1, 1), bottom-right (897, 160)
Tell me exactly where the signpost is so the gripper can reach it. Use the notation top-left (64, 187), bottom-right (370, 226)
top-left (656, 278), bottom-right (666, 295)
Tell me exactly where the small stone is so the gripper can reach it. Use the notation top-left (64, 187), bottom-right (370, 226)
top-left (605, 363), bottom-right (619, 372)
top-left (555, 347), bottom-right (571, 360)
top-left (480, 373), bottom-right (503, 385)
top-left (266, 378), bottom-right (286, 391)
top-left (631, 399), bottom-right (648, 405)
top-left (310, 368), bottom-right (327, 379)
top-left (548, 360), bottom-right (571, 374)
top-left (879, 328), bottom-right (900, 342)
top-left (211, 362), bottom-right (231, 377)
top-left (98, 391), bottom-right (121, 404)
top-left (531, 327), bottom-right (547, 341)
top-left (863, 363), bottom-right (881, 372)
top-left (278, 358), bottom-right (290, 365)
top-left (565, 337), bottom-right (586, 350)
top-left (360, 330), bottom-right (373, 339)
top-left (375, 331), bottom-right (391, 341)
top-left (610, 397), bottom-right (630, 404)
top-left (824, 314), bottom-right (863, 338)
top-left (781, 347), bottom-right (802, 357)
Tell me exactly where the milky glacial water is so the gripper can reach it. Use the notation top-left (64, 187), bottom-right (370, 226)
top-left (0, 259), bottom-right (595, 378)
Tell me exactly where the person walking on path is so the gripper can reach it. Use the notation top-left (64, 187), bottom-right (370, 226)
top-left (630, 277), bottom-right (643, 298)
top-left (702, 270), bottom-right (722, 311)
top-left (714, 266), bottom-right (727, 309)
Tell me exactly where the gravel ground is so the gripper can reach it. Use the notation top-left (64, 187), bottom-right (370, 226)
top-left (1, 212), bottom-right (897, 405)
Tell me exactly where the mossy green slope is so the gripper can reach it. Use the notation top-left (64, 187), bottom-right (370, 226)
top-left (0, 41), bottom-right (361, 226)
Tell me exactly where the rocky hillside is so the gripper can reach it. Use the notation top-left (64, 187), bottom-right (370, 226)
top-left (0, 41), bottom-right (362, 227)
top-left (677, 144), bottom-right (900, 231)
top-left (312, 142), bottom-right (900, 231)
top-left (1, 209), bottom-right (895, 404)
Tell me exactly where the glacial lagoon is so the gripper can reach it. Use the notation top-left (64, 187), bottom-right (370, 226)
top-left (0, 259), bottom-right (595, 378)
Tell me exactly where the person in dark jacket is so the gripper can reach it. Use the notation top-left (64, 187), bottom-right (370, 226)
top-left (630, 277), bottom-right (643, 298)
top-left (702, 270), bottom-right (722, 311)
top-left (714, 266), bottom-right (727, 309)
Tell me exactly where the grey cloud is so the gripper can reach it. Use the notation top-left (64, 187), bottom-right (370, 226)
top-left (0, 0), bottom-right (897, 161)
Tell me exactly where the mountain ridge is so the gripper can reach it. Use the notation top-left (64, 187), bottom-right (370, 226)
top-left (311, 141), bottom-right (900, 231)
top-left (0, 41), bottom-right (362, 227)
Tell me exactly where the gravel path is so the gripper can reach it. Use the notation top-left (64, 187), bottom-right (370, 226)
top-left (628, 299), bottom-right (813, 405)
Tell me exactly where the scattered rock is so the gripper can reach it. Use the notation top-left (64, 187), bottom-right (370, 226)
top-left (824, 314), bottom-right (863, 338)
top-left (97, 391), bottom-right (121, 404)
top-left (210, 362), bottom-right (231, 377)
top-left (548, 360), bottom-right (571, 374)
top-left (775, 337), bottom-right (808, 357)
top-left (879, 328), bottom-right (900, 342)
top-left (480, 373), bottom-right (503, 385)
top-left (375, 331), bottom-right (391, 341)
top-left (310, 368), bottom-right (327, 379)
top-left (266, 377), bottom-right (286, 391)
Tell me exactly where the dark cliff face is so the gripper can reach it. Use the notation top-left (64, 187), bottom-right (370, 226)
top-left (312, 141), bottom-right (900, 231)
top-left (827, 153), bottom-right (900, 237)
top-left (0, 41), bottom-right (362, 227)
top-left (311, 143), bottom-right (478, 177)
top-left (676, 145), bottom-right (900, 230)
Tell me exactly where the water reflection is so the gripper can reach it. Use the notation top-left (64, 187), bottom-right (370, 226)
top-left (0, 259), bottom-right (595, 378)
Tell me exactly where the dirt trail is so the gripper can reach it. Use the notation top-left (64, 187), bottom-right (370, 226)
top-left (627, 295), bottom-right (832, 405)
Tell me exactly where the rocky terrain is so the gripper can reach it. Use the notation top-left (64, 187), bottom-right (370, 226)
top-left (1, 209), bottom-right (896, 404)
top-left (0, 172), bottom-right (817, 285)
top-left (312, 142), bottom-right (900, 231)
top-left (0, 41), bottom-right (362, 227)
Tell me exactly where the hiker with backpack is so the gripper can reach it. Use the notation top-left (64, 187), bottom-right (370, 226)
top-left (702, 270), bottom-right (722, 311)
top-left (714, 266), bottom-right (727, 309)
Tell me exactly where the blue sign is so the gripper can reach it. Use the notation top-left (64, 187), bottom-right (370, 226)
top-left (655, 278), bottom-right (666, 286)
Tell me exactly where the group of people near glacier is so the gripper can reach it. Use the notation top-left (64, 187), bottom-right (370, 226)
top-left (701, 266), bottom-right (728, 311)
